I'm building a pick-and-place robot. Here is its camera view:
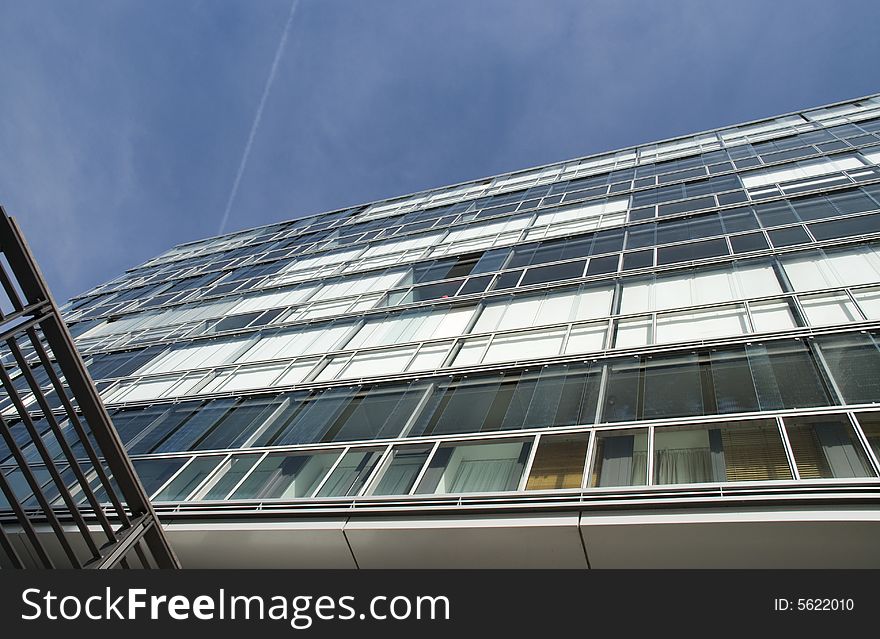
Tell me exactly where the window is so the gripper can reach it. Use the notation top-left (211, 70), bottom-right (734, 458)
top-left (153, 456), bottom-right (223, 501)
top-left (799, 292), bottom-right (863, 326)
top-left (853, 412), bottom-right (880, 463)
top-left (525, 433), bottom-right (590, 490)
top-left (190, 454), bottom-right (261, 501)
top-left (230, 450), bottom-right (341, 499)
top-left (655, 305), bottom-right (750, 344)
top-left (653, 420), bottom-right (791, 485)
top-left (368, 445), bottom-right (432, 496)
top-left (414, 439), bottom-right (532, 494)
top-left (589, 429), bottom-right (648, 487)
top-left (314, 448), bottom-right (384, 497)
top-left (814, 332), bottom-right (880, 405)
top-left (784, 415), bottom-right (875, 479)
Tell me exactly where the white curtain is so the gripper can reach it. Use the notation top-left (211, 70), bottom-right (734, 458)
top-left (450, 458), bottom-right (518, 493)
top-left (654, 447), bottom-right (713, 484)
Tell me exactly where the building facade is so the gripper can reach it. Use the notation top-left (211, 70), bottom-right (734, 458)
top-left (8, 94), bottom-right (880, 567)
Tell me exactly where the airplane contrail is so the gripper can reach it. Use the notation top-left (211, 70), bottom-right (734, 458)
top-left (218, 0), bottom-right (299, 235)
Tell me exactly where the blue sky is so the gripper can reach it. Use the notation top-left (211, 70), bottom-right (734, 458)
top-left (1, 0), bottom-right (878, 303)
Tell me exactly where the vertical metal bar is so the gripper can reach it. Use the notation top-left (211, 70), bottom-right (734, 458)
top-left (0, 467), bottom-right (52, 567)
top-left (26, 326), bottom-right (130, 528)
top-left (0, 208), bottom-right (179, 568)
top-left (0, 413), bottom-right (77, 566)
top-left (4, 338), bottom-right (105, 557)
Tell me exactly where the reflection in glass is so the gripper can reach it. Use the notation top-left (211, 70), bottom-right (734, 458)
top-left (314, 448), bottom-right (384, 497)
top-left (415, 440), bottom-right (531, 494)
top-left (230, 451), bottom-right (341, 499)
top-left (525, 433), bottom-right (589, 490)
top-left (191, 454), bottom-right (260, 501)
top-left (153, 456), bottom-right (223, 501)
top-left (784, 415), bottom-right (875, 479)
top-left (370, 445), bottom-right (432, 496)
top-left (653, 420), bottom-right (792, 485)
top-left (590, 429), bottom-right (648, 487)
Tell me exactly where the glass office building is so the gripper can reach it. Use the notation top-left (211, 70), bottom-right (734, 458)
top-left (9, 94), bottom-right (880, 567)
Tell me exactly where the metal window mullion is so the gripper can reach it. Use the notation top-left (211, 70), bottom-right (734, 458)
top-left (517, 433), bottom-right (542, 491)
top-left (182, 453), bottom-right (233, 502)
top-left (843, 287), bottom-right (869, 321)
top-left (356, 443), bottom-right (394, 497)
top-left (222, 450), bottom-right (270, 500)
top-left (847, 412), bottom-right (880, 477)
top-left (148, 455), bottom-right (198, 501)
top-left (646, 425), bottom-right (656, 486)
top-left (408, 440), bottom-right (440, 495)
top-left (776, 415), bottom-right (800, 481)
top-left (309, 446), bottom-right (350, 498)
top-left (582, 427), bottom-right (598, 489)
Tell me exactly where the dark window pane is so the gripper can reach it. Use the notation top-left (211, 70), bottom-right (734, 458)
top-left (643, 354), bottom-right (704, 419)
top-left (520, 260), bottom-right (586, 286)
top-left (492, 270), bottom-right (523, 290)
top-left (808, 212), bottom-right (880, 240)
top-left (590, 430), bottom-right (648, 487)
top-left (586, 254), bottom-right (619, 275)
top-left (721, 207), bottom-right (760, 233)
top-left (729, 232), bottom-right (769, 254)
top-left (768, 226), bottom-right (811, 247)
top-left (815, 332), bottom-right (880, 405)
top-left (791, 195), bottom-right (834, 221)
top-left (709, 349), bottom-right (761, 414)
top-left (132, 458), bottom-right (188, 496)
top-left (622, 250), bottom-right (653, 271)
top-left (828, 190), bottom-right (877, 215)
top-left (603, 359), bottom-right (640, 422)
top-left (591, 230), bottom-right (625, 255)
top-left (754, 201), bottom-right (798, 227)
top-left (626, 224), bottom-right (656, 250)
top-left (658, 195), bottom-right (716, 217)
top-left (458, 274), bottom-right (493, 295)
top-left (370, 445), bottom-right (432, 496)
top-left (745, 341), bottom-right (831, 410)
top-left (656, 238), bottom-right (728, 265)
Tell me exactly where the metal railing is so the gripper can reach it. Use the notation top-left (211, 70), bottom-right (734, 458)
top-left (0, 206), bottom-right (179, 568)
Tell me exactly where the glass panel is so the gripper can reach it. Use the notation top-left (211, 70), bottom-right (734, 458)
top-left (369, 445), bottom-right (432, 496)
top-left (643, 354), bottom-right (703, 419)
top-left (614, 316), bottom-right (652, 348)
top-left (655, 305), bottom-right (749, 344)
top-left (653, 420), bottom-right (791, 485)
top-left (191, 454), bottom-right (260, 501)
top-left (131, 458), bottom-right (189, 496)
top-left (853, 286), bottom-right (880, 319)
top-left (799, 292), bottom-right (862, 326)
top-left (314, 448), bottom-right (384, 497)
top-left (749, 299), bottom-right (798, 332)
top-left (814, 332), bottom-right (880, 405)
top-left (784, 415), bottom-right (874, 479)
top-left (153, 456), bottom-right (223, 501)
top-left (853, 412), bottom-right (880, 463)
top-left (589, 429), bottom-right (648, 487)
top-left (483, 328), bottom-right (565, 363)
top-left (525, 432), bottom-right (590, 490)
top-left (414, 439), bottom-right (532, 494)
top-left (565, 322), bottom-right (607, 354)
top-left (230, 450), bottom-right (342, 499)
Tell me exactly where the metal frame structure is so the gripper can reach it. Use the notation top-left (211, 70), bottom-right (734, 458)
top-left (0, 207), bottom-right (179, 568)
